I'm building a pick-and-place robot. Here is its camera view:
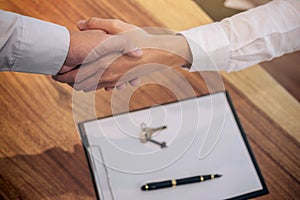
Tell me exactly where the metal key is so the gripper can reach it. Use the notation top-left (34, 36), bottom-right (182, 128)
top-left (139, 123), bottom-right (167, 142)
top-left (146, 138), bottom-right (167, 148)
top-left (139, 123), bottom-right (167, 148)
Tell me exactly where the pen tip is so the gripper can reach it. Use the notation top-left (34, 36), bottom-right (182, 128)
top-left (215, 174), bottom-right (222, 178)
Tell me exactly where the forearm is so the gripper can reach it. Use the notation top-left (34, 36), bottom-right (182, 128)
top-left (180, 0), bottom-right (300, 72)
top-left (0, 10), bottom-right (70, 75)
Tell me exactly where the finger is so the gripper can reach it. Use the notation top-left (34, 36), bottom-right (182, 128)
top-left (84, 81), bottom-right (129, 92)
top-left (104, 80), bottom-right (136, 92)
top-left (83, 81), bottom-right (113, 92)
top-left (58, 65), bottom-right (75, 74)
top-left (57, 43), bottom-right (141, 85)
top-left (129, 78), bottom-right (140, 86)
top-left (104, 87), bottom-right (114, 92)
top-left (53, 69), bottom-right (78, 83)
top-left (77, 18), bottom-right (143, 58)
top-left (62, 51), bottom-right (121, 85)
top-left (70, 54), bottom-right (118, 85)
top-left (73, 72), bottom-right (101, 91)
top-left (125, 48), bottom-right (143, 58)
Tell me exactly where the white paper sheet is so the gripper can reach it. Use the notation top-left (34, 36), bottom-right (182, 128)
top-left (80, 92), bottom-right (266, 200)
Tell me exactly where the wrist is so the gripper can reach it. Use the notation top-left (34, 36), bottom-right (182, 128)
top-left (146, 34), bottom-right (192, 68)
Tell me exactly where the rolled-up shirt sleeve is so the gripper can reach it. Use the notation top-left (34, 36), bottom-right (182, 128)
top-left (0, 10), bottom-right (70, 75)
top-left (180, 0), bottom-right (300, 72)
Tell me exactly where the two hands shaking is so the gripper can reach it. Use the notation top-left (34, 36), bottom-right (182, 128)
top-left (53, 18), bottom-right (192, 92)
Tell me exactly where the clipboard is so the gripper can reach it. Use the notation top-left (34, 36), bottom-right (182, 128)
top-left (78, 91), bottom-right (268, 200)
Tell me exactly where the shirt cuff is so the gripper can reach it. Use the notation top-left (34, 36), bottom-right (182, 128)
top-left (180, 22), bottom-right (231, 72)
top-left (13, 15), bottom-right (70, 75)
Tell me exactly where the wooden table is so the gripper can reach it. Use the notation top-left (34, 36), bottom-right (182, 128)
top-left (0, 0), bottom-right (299, 199)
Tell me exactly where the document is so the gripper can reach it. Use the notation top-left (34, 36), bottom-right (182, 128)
top-left (79, 92), bottom-right (268, 200)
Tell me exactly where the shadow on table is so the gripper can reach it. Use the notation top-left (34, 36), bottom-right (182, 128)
top-left (0, 144), bottom-right (96, 199)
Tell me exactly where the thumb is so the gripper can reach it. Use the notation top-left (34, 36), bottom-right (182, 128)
top-left (76, 19), bottom-right (106, 33)
top-left (76, 20), bottom-right (90, 31)
top-left (76, 18), bottom-right (136, 34)
top-left (76, 18), bottom-right (114, 32)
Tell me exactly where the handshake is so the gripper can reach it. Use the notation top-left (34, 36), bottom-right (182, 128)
top-left (53, 18), bottom-right (192, 92)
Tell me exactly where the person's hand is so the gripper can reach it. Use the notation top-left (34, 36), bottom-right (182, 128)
top-left (76, 18), bottom-right (147, 91)
top-left (54, 18), bottom-right (192, 92)
top-left (55, 28), bottom-right (143, 75)
top-left (54, 18), bottom-right (152, 91)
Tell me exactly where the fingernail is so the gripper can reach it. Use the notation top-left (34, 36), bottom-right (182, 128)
top-left (117, 83), bottom-right (127, 90)
top-left (77, 20), bottom-right (86, 28)
top-left (134, 48), bottom-right (143, 56)
top-left (129, 78), bottom-right (140, 86)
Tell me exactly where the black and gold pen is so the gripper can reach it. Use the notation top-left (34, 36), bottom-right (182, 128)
top-left (141, 174), bottom-right (222, 191)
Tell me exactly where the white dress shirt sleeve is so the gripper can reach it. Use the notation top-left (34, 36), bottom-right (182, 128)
top-left (0, 10), bottom-right (70, 75)
top-left (180, 0), bottom-right (300, 72)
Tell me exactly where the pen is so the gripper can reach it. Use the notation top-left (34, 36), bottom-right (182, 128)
top-left (141, 174), bottom-right (222, 191)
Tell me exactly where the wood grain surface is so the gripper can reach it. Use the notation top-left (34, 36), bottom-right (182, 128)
top-left (0, 0), bottom-right (299, 199)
